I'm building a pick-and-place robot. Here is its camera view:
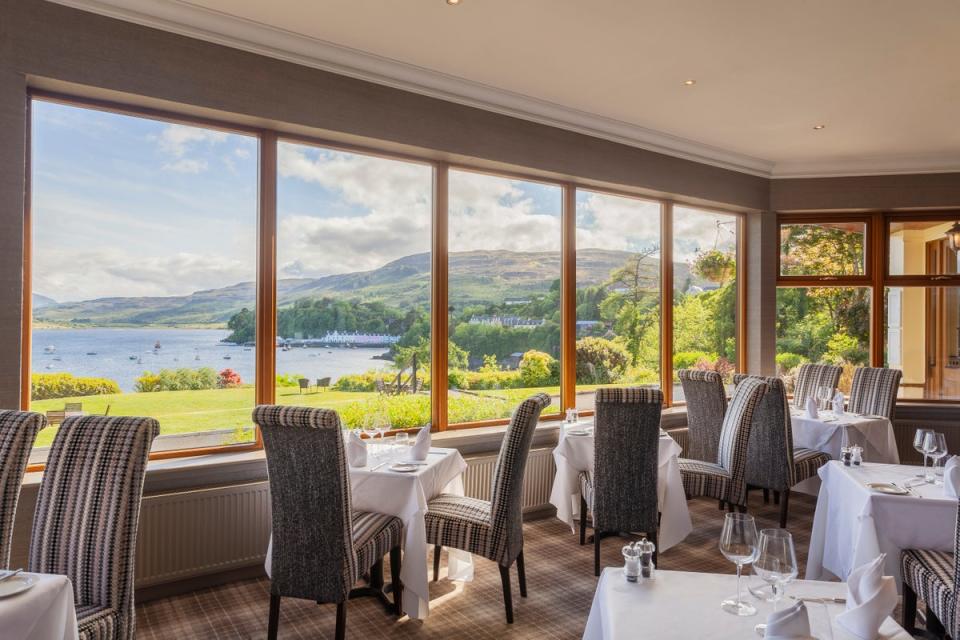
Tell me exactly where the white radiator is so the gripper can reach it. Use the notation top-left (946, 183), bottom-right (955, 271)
top-left (133, 449), bottom-right (556, 588)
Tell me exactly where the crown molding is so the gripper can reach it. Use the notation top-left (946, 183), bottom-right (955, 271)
top-left (771, 154), bottom-right (960, 179)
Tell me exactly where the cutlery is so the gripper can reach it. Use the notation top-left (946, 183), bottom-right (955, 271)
top-left (790, 595), bottom-right (845, 605)
top-left (0, 569), bottom-right (22, 584)
top-left (891, 482), bottom-right (921, 498)
top-left (400, 461), bottom-right (429, 466)
top-left (368, 461), bottom-right (389, 472)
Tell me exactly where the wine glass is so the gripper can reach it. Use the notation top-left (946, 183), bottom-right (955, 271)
top-left (719, 512), bottom-right (759, 616)
top-left (914, 429), bottom-right (933, 478)
top-left (362, 415), bottom-right (379, 457)
top-left (752, 529), bottom-right (799, 636)
top-left (816, 386), bottom-right (833, 411)
top-left (924, 432), bottom-right (948, 484)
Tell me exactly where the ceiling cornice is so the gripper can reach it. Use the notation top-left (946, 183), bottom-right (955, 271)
top-left (45, 0), bottom-right (960, 180)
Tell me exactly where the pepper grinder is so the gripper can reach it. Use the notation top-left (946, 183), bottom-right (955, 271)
top-left (637, 537), bottom-right (656, 580)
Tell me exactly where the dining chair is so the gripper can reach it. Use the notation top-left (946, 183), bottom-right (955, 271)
top-left (64, 402), bottom-right (83, 412)
top-left (900, 500), bottom-right (960, 639)
top-left (791, 363), bottom-right (842, 410)
top-left (297, 378), bottom-right (309, 394)
top-left (578, 387), bottom-right (663, 576)
top-left (735, 375), bottom-right (830, 527)
top-left (28, 415), bottom-right (159, 640)
top-left (0, 410), bottom-right (46, 568)
top-left (426, 393), bottom-right (551, 624)
top-left (316, 376), bottom-right (331, 392)
top-left (254, 405), bottom-right (403, 640)
top-left (677, 369), bottom-right (727, 463)
top-left (847, 366), bottom-right (902, 419)
top-left (678, 377), bottom-right (767, 512)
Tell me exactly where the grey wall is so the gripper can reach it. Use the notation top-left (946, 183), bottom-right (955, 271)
top-left (771, 172), bottom-right (960, 212)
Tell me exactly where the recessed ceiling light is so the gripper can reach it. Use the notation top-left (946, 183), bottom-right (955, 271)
top-left (446, 0), bottom-right (461, 4)
top-left (683, 79), bottom-right (697, 86)
top-left (813, 124), bottom-right (826, 130)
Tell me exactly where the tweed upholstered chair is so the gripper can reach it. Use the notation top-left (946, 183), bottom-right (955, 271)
top-left (900, 500), bottom-right (960, 638)
top-left (792, 363), bottom-right (842, 410)
top-left (29, 415), bottom-right (159, 640)
top-left (735, 375), bottom-right (830, 527)
top-left (254, 405), bottom-right (403, 640)
top-left (426, 393), bottom-right (551, 624)
top-left (848, 367), bottom-right (902, 419)
top-left (678, 377), bottom-right (767, 511)
top-left (0, 410), bottom-right (46, 568)
top-left (578, 387), bottom-right (663, 576)
top-left (677, 369), bottom-right (727, 463)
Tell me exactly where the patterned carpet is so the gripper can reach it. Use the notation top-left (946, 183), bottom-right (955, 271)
top-left (133, 491), bottom-right (896, 639)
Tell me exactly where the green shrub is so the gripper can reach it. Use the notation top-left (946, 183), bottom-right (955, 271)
top-left (31, 373), bottom-right (121, 400)
top-left (276, 373), bottom-right (305, 387)
top-left (775, 352), bottom-right (807, 374)
top-left (338, 394), bottom-right (432, 430)
top-left (672, 351), bottom-right (716, 372)
top-left (824, 333), bottom-right (868, 366)
top-left (333, 371), bottom-right (379, 392)
top-left (576, 337), bottom-right (629, 384)
top-left (519, 350), bottom-right (559, 387)
top-left (135, 367), bottom-right (218, 392)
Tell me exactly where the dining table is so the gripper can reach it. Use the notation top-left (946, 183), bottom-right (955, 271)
top-left (265, 445), bottom-right (472, 620)
top-left (0, 572), bottom-right (79, 640)
top-left (549, 421), bottom-right (693, 551)
top-left (806, 460), bottom-right (956, 587)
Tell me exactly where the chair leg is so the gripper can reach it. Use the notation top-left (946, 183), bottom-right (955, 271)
top-left (433, 544), bottom-right (441, 582)
top-left (594, 529), bottom-right (602, 577)
top-left (370, 558), bottom-right (384, 589)
top-left (390, 546), bottom-right (403, 616)
top-left (516, 551), bottom-right (527, 598)
top-left (773, 490), bottom-right (780, 505)
top-left (926, 603), bottom-right (946, 637)
top-left (901, 583), bottom-right (917, 633)
top-left (335, 601), bottom-right (347, 640)
top-left (718, 500), bottom-right (725, 511)
top-left (267, 594), bottom-right (280, 640)
top-left (727, 502), bottom-right (735, 513)
top-left (779, 489), bottom-right (790, 529)
top-left (736, 504), bottom-right (747, 514)
top-left (499, 564), bottom-right (514, 624)
top-left (579, 495), bottom-right (588, 546)
top-left (762, 488), bottom-right (770, 504)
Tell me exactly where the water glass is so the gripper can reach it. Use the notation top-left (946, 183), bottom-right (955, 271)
top-left (719, 512), bottom-right (759, 616)
top-left (816, 385), bottom-right (833, 409)
top-left (752, 529), bottom-right (798, 636)
top-left (924, 432), bottom-right (948, 483)
top-left (914, 429), bottom-right (933, 477)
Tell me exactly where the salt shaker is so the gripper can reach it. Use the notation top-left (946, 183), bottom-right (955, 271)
top-left (851, 445), bottom-right (863, 466)
top-left (622, 544), bottom-right (640, 583)
top-left (841, 447), bottom-right (853, 467)
top-left (637, 537), bottom-right (656, 580)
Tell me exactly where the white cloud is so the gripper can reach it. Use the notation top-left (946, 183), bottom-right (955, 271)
top-left (234, 148), bottom-right (251, 159)
top-left (575, 192), bottom-right (660, 253)
top-left (157, 124), bottom-right (228, 157)
top-left (163, 158), bottom-right (208, 174)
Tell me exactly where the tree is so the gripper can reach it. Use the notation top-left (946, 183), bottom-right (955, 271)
top-left (225, 307), bottom-right (255, 343)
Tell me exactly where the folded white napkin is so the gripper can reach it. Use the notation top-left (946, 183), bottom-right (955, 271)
top-left (346, 430), bottom-right (367, 468)
top-left (410, 426), bottom-right (431, 461)
top-left (836, 554), bottom-right (898, 640)
top-left (833, 391), bottom-right (845, 415)
top-left (764, 601), bottom-right (814, 640)
top-left (944, 456), bottom-right (960, 498)
top-left (805, 396), bottom-right (819, 419)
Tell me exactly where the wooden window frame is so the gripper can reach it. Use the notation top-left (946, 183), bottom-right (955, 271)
top-left (776, 213), bottom-right (873, 286)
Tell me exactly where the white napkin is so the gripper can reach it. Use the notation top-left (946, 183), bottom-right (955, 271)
top-left (805, 396), bottom-right (819, 419)
top-left (833, 391), bottom-right (845, 415)
top-left (346, 430), bottom-right (367, 468)
top-left (836, 554), bottom-right (898, 640)
top-left (410, 426), bottom-right (431, 461)
top-left (944, 455), bottom-right (960, 498)
top-left (764, 601), bottom-right (814, 640)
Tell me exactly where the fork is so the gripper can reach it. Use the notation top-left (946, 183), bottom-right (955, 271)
top-left (0, 569), bottom-right (22, 584)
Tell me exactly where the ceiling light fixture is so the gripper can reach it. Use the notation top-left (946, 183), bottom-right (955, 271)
top-left (945, 222), bottom-right (960, 252)
top-left (446, 0), bottom-right (461, 4)
top-left (813, 124), bottom-right (826, 130)
top-left (683, 79), bottom-right (696, 86)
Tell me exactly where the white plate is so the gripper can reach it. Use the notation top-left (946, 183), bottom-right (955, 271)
top-left (566, 429), bottom-right (591, 436)
top-left (0, 574), bottom-right (36, 598)
top-left (866, 482), bottom-right (909, 495)
top-left (389, 463), bottom-right (419, 473)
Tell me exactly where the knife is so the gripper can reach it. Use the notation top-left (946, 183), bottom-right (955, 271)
top-left (0, 569), bottom-right (22, 584)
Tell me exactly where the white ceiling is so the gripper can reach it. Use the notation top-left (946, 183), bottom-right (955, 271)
top-left (52, 0), bottom-right (960, 178)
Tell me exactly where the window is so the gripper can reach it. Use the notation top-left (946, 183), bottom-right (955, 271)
top-left (446, 170), bottom-right (562, 423)
top-left (672, 206), bottom-right (739, 401)
top-left (574, 191), bottom-right (661, 410)
top-left (780, 221), bottom-right (866, 277)
top-left (274, 141), bottom-right (433, 429)
top-left (29, 99), bottom-right (258, 458)
top-left (888, 218), bottom-right (960, 276)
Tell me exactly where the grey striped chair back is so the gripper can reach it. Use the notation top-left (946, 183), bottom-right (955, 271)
top-left (734, 375), bottom-right (795, 490)
top-left (0, 410), bottom-right (46, 568)
top-left (593, 387), bottom-right (663, 534)
top-left (678, 369), bottom-right (727, 462)
top-left (254, 405), bottom-right (357, 604)
top-left (717, 377), bottom-right (767, 504)
top-left (489, 393), bottom-right (551, 566)
top-left (29, 415), bottom-right (159, 640)
top-left (793, 363), bottom-right (842, 410)
top-left (848, 367), bottom-right (902, 419)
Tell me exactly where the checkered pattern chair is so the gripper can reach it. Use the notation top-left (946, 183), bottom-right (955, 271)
top-left (254, 405), bottom-right (403, 640)
top-left (735, 375), bottom-right (830, 527)
top-left (900, 500), bottom-right (960, 638)
top-left (848, 367), bottom-right (902, 419)
top-left (792, 363), bottom-right (842, 410)
top-left (578, 387), bottom-right (663, 576)
top-left (0, 410), bottom-right (46, 568)
top-left (426, 393), bottom-right (551, 624)
top-left (678, 377), bottom-right (767, 511)
top-left (678, 369), bottom-right (727, 463)
top-left (28, 415), bottom-right (159, 640)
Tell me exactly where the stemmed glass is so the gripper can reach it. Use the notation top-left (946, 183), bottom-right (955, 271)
top-left (924, 432), bottom-right (948, 484)
top-left (914, 429), bottom-right (933, 478)
top-left (720, 512), bottom-right (759, 616)
top-left (752, 529), bottom-right (799, 636)
top-left (816, 386), bottom-right (833, 410)
top-left (362, 415), bottom-right (379, 459)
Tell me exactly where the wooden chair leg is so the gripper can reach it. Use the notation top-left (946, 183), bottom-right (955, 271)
top-left (499, 564), bottom-right (514, 624)
top-left (594, 529), bottom-right (602, 577)
top-left (267, 594), bottom-right (280, 640)
top-left (901, 583), bottom-right (917, 633)
top-left (779, 489), bottom-right (790, 529)
top-left (579, 495), bottom-right (588, 545)
top-left (773, 490), bottom-right (780, 505)
top-left (433, 544), bottom-right (441, 582)
top-left (762, 488), bottom-right (770, 504)
top-left (926, 603), bottom-right (946, 637)
top-left (718, 500), bottom-right (725, 511)
top-left (736, 504), bottom-right (747, 514)
top-left (335, 601), bottom-right (347, 640)
top-left (727, 502), bottom-right (735, 513)
top-left (370, 558), bottom-right (384, 589)
top-left (516, 551), bottom-right (527, 598)
top-left (390, 546), bottom-right (403, 616)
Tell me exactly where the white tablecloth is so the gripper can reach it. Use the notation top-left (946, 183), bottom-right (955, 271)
top-left (266, 447), bottom-right (471, 619)
top-left (791, 409), bottom-right (899, 464)
top-left (583, 568), bottom-right (911, 640)
top-left (549, 423), bottom-right (692, 551)
top-left (806, 461), bottom-right (956, 586)
top-left (0, 573), bottom-right (78, 640)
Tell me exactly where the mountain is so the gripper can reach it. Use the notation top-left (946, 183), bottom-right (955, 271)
top-left (34, 249), bottom-right (691, 327)
top-left (32, 293), bottom-right (58, 309)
